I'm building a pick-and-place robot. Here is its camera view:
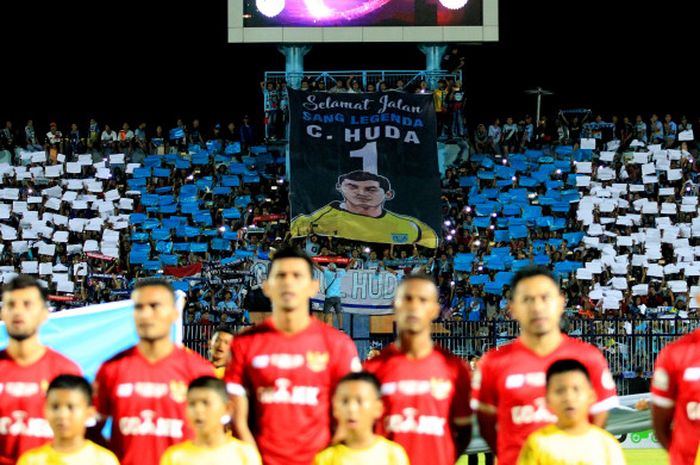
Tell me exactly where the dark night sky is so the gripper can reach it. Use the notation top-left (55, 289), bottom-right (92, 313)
top-left (1, 0), bottom-right (696, 132)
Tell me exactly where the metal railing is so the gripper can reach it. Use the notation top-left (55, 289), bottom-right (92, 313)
top-left (182, 318), bottom-right (698, 395)
top-left (263, 69), bottom-right (463, 90)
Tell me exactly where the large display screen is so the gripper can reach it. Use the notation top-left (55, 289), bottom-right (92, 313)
top-left (243, 0), bottom-right (483, 27)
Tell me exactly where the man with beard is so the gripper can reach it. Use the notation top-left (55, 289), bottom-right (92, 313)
top-left (93, 279), bottom-right (214, 465)
top-left (0, 275), bottom-right (81, 465)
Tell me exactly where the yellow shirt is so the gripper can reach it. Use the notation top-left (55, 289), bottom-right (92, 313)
top-left (214, 365), bottom-right (226, 379)
top-left (17, 440), bottom-right (120, 465)
top-left (313, 437), bottom-right (409, 465)
top-left (159, 438), bottom-right (261, 465)
top-left (517, 424), bottom-right (626, 465)
top-left (290, 201), bottom-right (438, 248)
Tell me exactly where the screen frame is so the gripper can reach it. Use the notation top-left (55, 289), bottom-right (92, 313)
top-left (227, 0), bottom-right (498, 43)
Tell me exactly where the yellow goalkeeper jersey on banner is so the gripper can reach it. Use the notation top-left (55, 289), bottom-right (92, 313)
top-left (291, 201), bottom-right (438, 248)
top-left (517, 425), bottom-right (626, 465)
top-left (17, 441), bottom-right (120, 465)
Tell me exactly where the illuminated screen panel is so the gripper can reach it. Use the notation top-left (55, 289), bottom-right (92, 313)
top-left (227, 0), bottom-right (498, 43)
top-left (244, 0), bottom-right (482, 27)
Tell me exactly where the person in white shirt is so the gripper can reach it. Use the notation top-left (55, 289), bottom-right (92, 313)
top-left (101, 124), bottom-right (118, 154)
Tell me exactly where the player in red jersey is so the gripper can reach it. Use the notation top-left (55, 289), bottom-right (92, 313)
top-left (225, 246), bottom-right (360, 465)
top-left (364, 274), bottom-right (472, 465)
top-left (651, 293), bottom-right (700, 465)
top-left (0, 275), bottom-right (81, 465)
top-left (472, 267), bottom-right (618, 465)
top-left (93, 278), bottom-right (214, 465)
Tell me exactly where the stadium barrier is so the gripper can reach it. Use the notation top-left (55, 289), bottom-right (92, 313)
top-left (182, 316), bottom-right (700, 394)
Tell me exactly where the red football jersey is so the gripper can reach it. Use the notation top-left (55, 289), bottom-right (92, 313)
top-left (471, 336), bottom-right (618, 465)
top-left (94, 345), bottom-right (214, 465)
top-left (225, 317), bottom-right (360, 465)
top-left (363, 344), bottom-right (472, 465)
top-left (652, 329), bottom-right (700, 465)
top-left (0, 348), bottom-right (81, 465)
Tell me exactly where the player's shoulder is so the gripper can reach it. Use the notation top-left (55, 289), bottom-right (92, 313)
top-left (480, 339), bottom-right (521, 366)
top-left (590, 425), bottom-right (620, 445)
top-left (433, 344), bottom-right (469, 364)
top-left (100, 346), bottom-right (138, 367)
top-left (85, 440), bottom-right (120, 465)
top-left (560, 335), bottom-right (606, 360)
top-left (228, 437), bottom-right (260, 459)
top-left (44, 347), bottom-right (80, 368)
top-left (364, 344), bottom-right (400, 369)
top-left (377, 435), bottom-right (406, 452)
top-left (234, 319), bottom-right (276, 343)
top-left (17, 443), bottom-right (52, 462)
top-left (527, 424), bottom-right (560, 442)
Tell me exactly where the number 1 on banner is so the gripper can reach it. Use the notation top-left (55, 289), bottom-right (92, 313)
top-left (350, 142), bottom-right (378, 174)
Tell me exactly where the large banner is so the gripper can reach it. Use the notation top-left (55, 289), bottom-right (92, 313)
top-left (0, 294), bottom-right (184, 381)
top-left (311, 269), bottom-right (399, 315)
top-left (288, 89), bottom-right (442, 248)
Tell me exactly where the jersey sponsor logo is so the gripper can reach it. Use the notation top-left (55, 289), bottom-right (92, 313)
top-left (169, 381), bottom-right (188, 403)
top-left (602, 369), bottom-right (616, 390)
top-left (385, 408), bottom-right (446, 436)
top-left (686, 401), bottom-right (700, 420)
top-left (116, 383), bottom-right (169, 399)
top-left (684, 368), bottom-right (700, 382)
top-left (0, 382), bottom-right (41, 398)
top-left (380, 379), bottom-right (453, 400)
top-left (257, 378), bottom-right (320, 406)
top-left (653, 368), bottom-right (670, 391)
top-left (0, 411), bottom-right (52, 438)
top-left (306, 351), bottom-right (329, 372)
top-left (511, 397), bottom-right (557, 425)
top-left (506, 372), bottom-right (546, 389)
top-left (118, 410), bottom-right (184, 438)
top-left (252, 354), bottom-right (305, 370)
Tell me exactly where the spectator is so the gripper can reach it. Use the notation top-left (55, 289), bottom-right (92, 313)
top-left (100, 124), bottom-right (117, 154)
top-left (24, 120), bottom-right (42, 151)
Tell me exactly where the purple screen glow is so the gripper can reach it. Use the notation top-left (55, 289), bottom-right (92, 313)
top-left (243, 0), bottom-right (483, 27)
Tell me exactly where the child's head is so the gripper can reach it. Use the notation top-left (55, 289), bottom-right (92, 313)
top-left (45, 375), bottom-right (95, 441)
top-left (332, 372), bottom-right (383, 435)
top-left (546, 359), bottom-right (596, 428)
top-left (187, 376), bottom-right (230, 436)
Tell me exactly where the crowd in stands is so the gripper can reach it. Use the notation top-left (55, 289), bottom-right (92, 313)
top-left (2, 99), bottom-right (700, 356)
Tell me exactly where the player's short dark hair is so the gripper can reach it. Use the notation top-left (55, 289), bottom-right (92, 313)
top-left (48, 374), bottom-right (93, 404)
top-left (2, 275), bottom-right (48, 305)
top-left (270, 245), bottom-right (314, 277)
top-left (133, 278), bottom-right (175, 299)
top-left (337, 170), bottom-right (392, 193)
top-left (546, 359), bottom-right (591, 386)
top-left (336, 371), bottom-right (382, 398)
top-left (213, 324), bottom-right (235, 337)
top-left (397, 274), bottom-right (438, 298)
top-left (189, 376), bottom-right (228, 403)
top-left (509, 266), bottom-right (558, 299)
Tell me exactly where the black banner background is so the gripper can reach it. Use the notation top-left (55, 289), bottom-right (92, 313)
top-left (288, 89), bottom-right (441, 247)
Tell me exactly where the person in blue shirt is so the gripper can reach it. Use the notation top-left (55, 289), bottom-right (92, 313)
top-left (316, 261), bottom-right (354, 329)
top-left (650, 114), bottom-right (664, 143)
top-left (663, 114), bottom-right (677, 148)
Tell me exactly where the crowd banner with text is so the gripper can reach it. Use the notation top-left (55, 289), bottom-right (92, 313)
top-left (288, 89), bottom-right (441, 248)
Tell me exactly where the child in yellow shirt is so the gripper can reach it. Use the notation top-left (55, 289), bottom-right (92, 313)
top-left (17, 374), bottom-right (120, 465)
top-left (159, 376), bottom-right (260, 465)
top-left (314, 372), bottom-right (409, 465)
top-left (518, 359), bottom-right (626, 465)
